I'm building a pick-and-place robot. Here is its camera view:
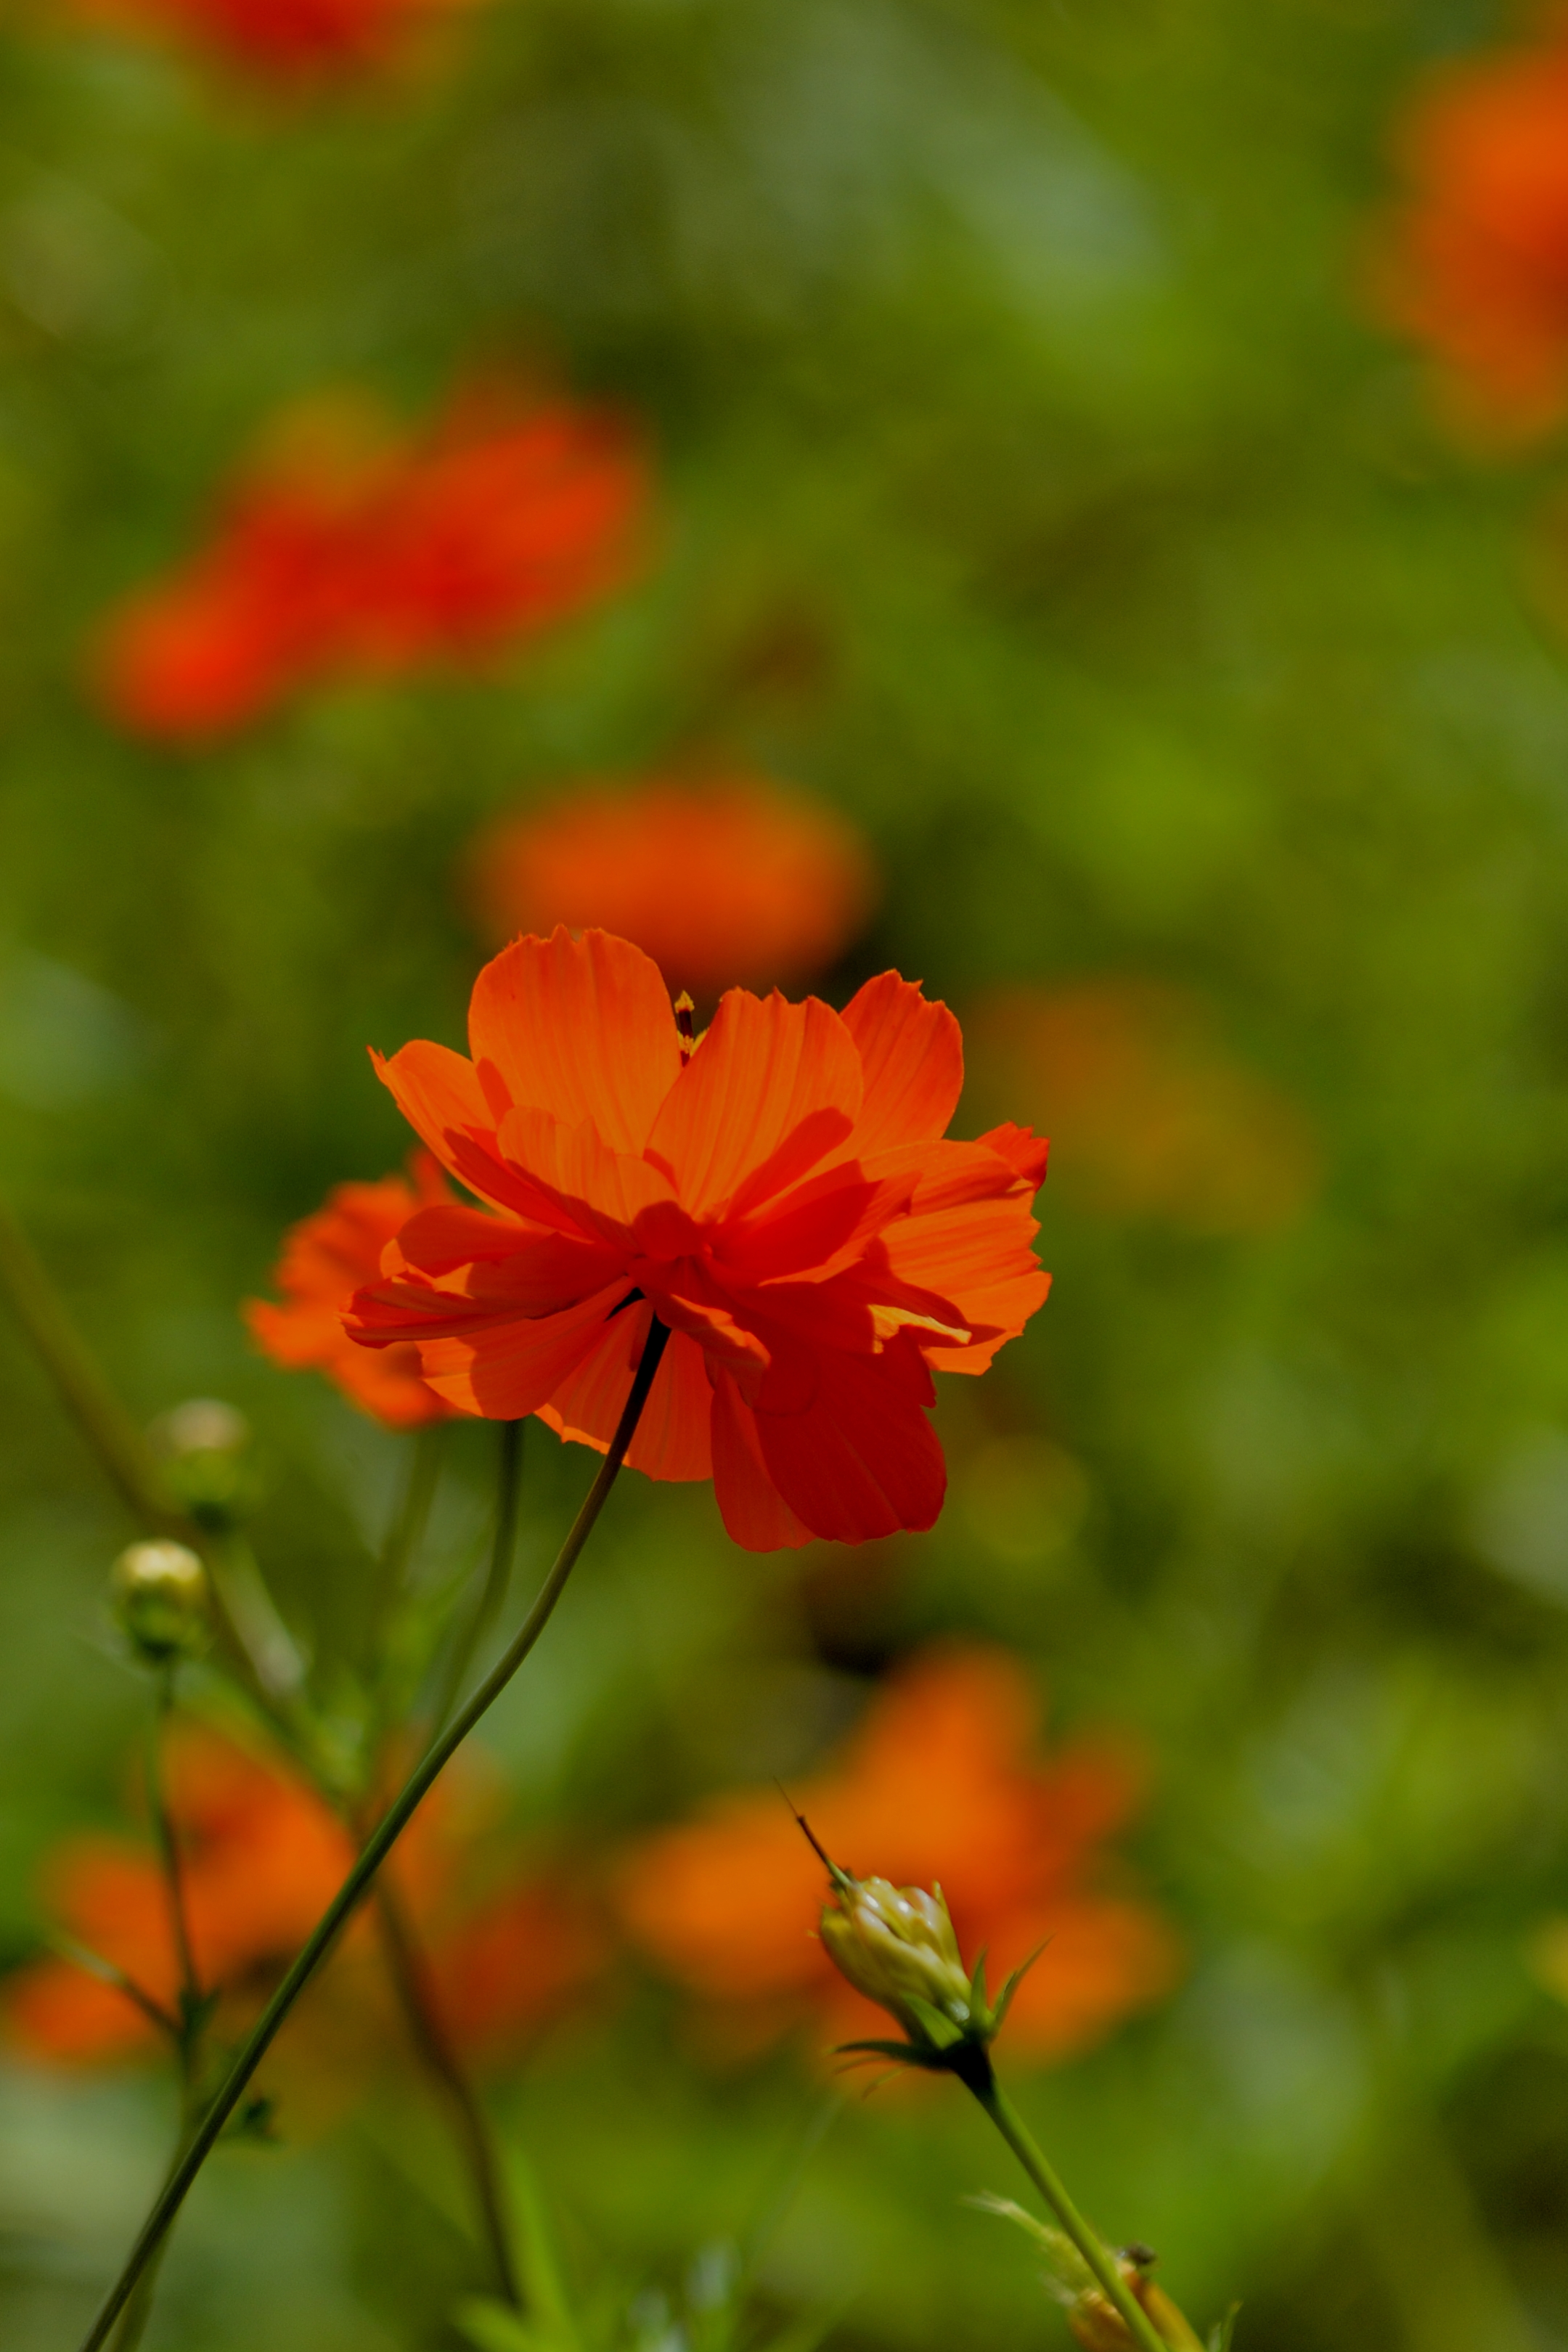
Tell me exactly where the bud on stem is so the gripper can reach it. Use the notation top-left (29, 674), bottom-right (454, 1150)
top-left (111, 1541), bottom-right (211, 1665)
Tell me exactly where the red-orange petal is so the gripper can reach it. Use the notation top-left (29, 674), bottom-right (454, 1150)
top-left (753, 1336), bottom-right (946, 1542)
top-left (644, 989), bottom-right (862, 1220)
top-left (841, 971), bottom-right (963, 1152)
top-left (411, 1279), bottom-right (629, 1417)
top-left (536, 1304), bottom-right (714, 1479)
top-left (709, 1371), bottom-right (814, 1549)
top-left (372, 1040), bottom-right (513, 1205)
top-left (467, 928), bottom-right (683, 1156)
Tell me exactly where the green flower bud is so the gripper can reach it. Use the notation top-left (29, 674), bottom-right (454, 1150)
top-left (110, 1540), bottom-right (211, 1664)
top-left (820, 1875), bottom-right (973, 2040)
top-left (148, 1398), bottom-right (258, 1529)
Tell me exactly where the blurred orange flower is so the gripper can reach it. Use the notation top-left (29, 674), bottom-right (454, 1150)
top-left (245, 1154), bottom-right (455, 1427)
top-left (75, 0), bottom-right (476, 83)
top-left (1371, 21), bottom-right (1568, 440)
top-left (466, 776), bottom-right (878, 999)
top-left (4, 1726), bottom-right (603, 2067)
top-left (94, 385), bottom-right (649, 740)
top-left (347, 927), bottom-right (1050, 1549)
top-left (616, 1646), bottom-right (1177, 2063)
top-left (966, 980), bottom-right (1316, 1236)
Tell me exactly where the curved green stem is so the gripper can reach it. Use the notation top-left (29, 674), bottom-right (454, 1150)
top-left (147, 1666), bottom-right (200, 2027)
top-left (77, 1316), bottom-right (671, 2352)
top-left (374, 1878), bottom-right (520, 2306)
top-left (968, 2078), bottom-right (1175, 2352)
top-left (369, 1419), bottom-right (447, 1654)
top-left (0, 1199), bottom-right (182, 1535)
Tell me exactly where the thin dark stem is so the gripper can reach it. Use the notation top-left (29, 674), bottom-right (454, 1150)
top-left (48, 1936), bottom-right (180, 2041)
top-left (0, 1200), bottom-right (182, 1535)
top-left (77, 1316), bottom-right (671, 2352)
top-left (147, 1667), bottom-right (201, 2028)
top-left (428, 1419), bottom-right (524, 1734)
top-left (369, 1419), bottom-right (447, 1651)
top-left (968, 2078), bottom-right (1173, 2352)
top-left (374, 1879), bottom-right (520, 2305)
top-left (0, 1195), bottom-right (309, 1747)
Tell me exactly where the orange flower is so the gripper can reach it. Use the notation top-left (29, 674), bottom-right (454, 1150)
top-left (4, 1728), bottom-right (355, 2063)
top-left (425, 1881), bottom-right (608, 2062)
top-left (466, 777), bottom-right (878, 997)
top-left (245, 1155), bottom-right (454, 1427)
top-left (346, 928), bottom-right (1050, 1550)
top-left (94, 385), bottom-right (648, 741)
top-left (1372, 21), bottom-right (1568, 440)
top-left (616, 1646), bottom-right (1177, 2063)
top-left (966, 980), bottom-right (1316, 1236)
top-left (4, 1726), bottom-right (603, 2067)
top-left (74, 0), bottom-right (475, 82)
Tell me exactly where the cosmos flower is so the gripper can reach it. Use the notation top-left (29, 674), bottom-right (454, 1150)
top-left (74, 0), bottom-right (477, 84)
top-left (615, 1646), bottom-right (1177, 2063)
top-left (1372, 23), bottom-right (1568, 439)
top-left (465, 776), bottom-right (878, 998)
top-left (94, 385), bottom-right (648, 740)
top-left (346, 927), bottom-right (1050, 1551)
top-left (245, 1156), bottom-right (454, 1428)
top-left (965, 980), bottom-right (1316, 1236)
top-left (3, 1726), bottom-right (601, 2066)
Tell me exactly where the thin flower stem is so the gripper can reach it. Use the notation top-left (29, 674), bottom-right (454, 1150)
top-left (47, 1935), bottom-right (180, 2041)
top-left (428, 1420), bottom-right (524, 1734)
top-left (76, 1315), bottom-right (671, 2352)
top-left (369, 1418), bottom-right (447, 1649)
top-left (373, 1877), bottom-right (520, 2306)
top-left (0, 1199), bottom-right (184, 1535)
top-left (968, 2078), bottom-right (1172, 2352)
top-left (147, 1666), bottom-right (201, 2030)
top-left (0, 1196), bottom-right (309, 1744)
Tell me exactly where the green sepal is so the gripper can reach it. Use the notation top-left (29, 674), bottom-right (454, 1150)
top-left (832, 2036), bottom-right (946, 2071)
top-left (1207, 2305), bottom-right (1240, 2351)
top-left (991, 1940), bottom-right (1048, 2031)
top-left (968, 1947), bottom-right (990, 2017)
top-left (899, 1990), bottom-right (965, 2049)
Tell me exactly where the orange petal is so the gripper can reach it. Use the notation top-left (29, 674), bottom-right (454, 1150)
top-left (644, 989), bottom-right (862, 1220)
top-left (841, 971), bottom-right (963, 1151)
top-left (536, 1304), bottom-right (714, 1479)
top-left (976, 1119), bottom-right (1050, 1193)
top-left (710, 1371), bottom-right (814, 1549)
top-left (467, 928), bottom-right (683, 1156)
top-left (411, 1279), bottom-right (629, 1418)
top-left (372, 1041), bottom-right (521, 1211)
top-left (879, 1190), bottom-right (1048, 1370)
top-left (494, 1103), bottom-right (684, 1245)
top-left (713, 1163), bottom-right (918, 1288)
top-left (754, 1336), bottom-right (947, 1542)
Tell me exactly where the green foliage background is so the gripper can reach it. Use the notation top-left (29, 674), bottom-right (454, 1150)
top-left (4, 1), bottom-right (1568, 2347)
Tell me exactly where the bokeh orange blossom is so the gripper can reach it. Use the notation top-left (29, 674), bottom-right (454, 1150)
top-left (245, 1154), bottom-right (454, 1428)
top-left (616, 1645), bottom-right (1178, 2063)
top-left (1372, 17), bottom-right (1568, 440)
top-left (4, 1725), bottom-right (603, 2069)
top-left (346, 927), bottom-right (1050, 1550)
top-left (73, 0), bottom-right (481, 87)
top-left (466, 775), bottom-right (878, 997)
top-left (94, 383), bottom-right (648, 741)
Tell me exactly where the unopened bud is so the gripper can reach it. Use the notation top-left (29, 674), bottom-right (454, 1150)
top-left (820, 1875), bottom-right (973, 2038)
top-left (1068, 2269), bottom-right (1204, 2352)
top-left (110, 1540), bottom-right (211, 1664)
top-left (148, 1398), bottom-right (256, 1528)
